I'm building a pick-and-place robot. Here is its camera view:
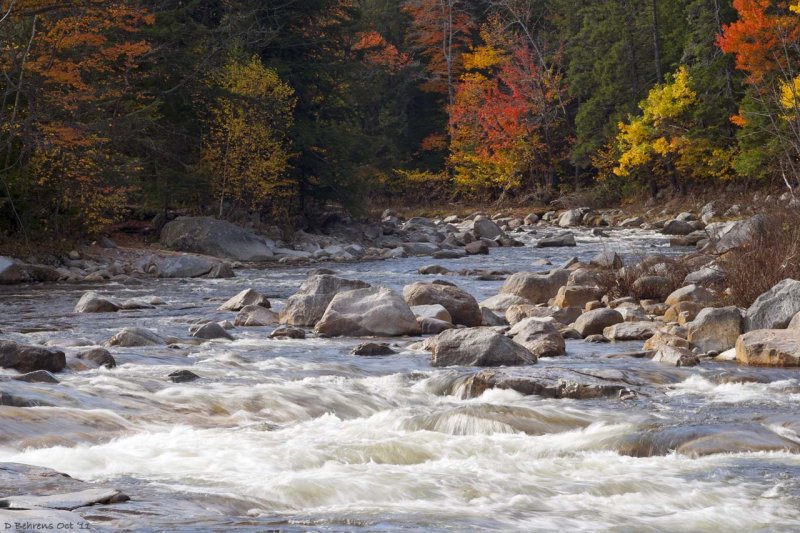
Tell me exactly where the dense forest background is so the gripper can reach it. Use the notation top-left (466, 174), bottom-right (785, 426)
top-left (1, 0), bottom-right (799, 239)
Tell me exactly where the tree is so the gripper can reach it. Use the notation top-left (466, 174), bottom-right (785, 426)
top-left (202, 54), bottom-right (296, 220)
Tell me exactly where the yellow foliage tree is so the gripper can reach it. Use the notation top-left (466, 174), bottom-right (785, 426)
top-left (614, 66), bottom-right (733, 186)
top-left (203, 55), bottom-right (296, 219)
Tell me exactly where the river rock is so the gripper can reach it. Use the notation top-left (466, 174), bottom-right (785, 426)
top-left (0, 341), bottom-right (66, 373)
top-left (661, 219), bottom-right (695, 235)
top-left (508, 318), bottom-right (566, 357)
top-left (554, 285), bottom-right (603, 309)
top-left (735, 329), bottom-right (800, 366)
top-left (219, 288), bottom-right (270, 311)
top-left (106, 327), bottom-right (166, 347)
top-left (643, 331), bottom-right (693, 351)
top-left (479, 293), bottom-right (532, 312)
top-left (157, 255), bottom-right (225, 278)
top-left (0, 257), bottom-right (60, 284)
top-left (352, 342), bottom-right (396, 356)
top-left (459, 367), bottom-right (637, 400)
top-left (684, 266), bottom-right (727, 286)
top-left (558, 208), bottom-right (589, 228)
top-left (410, 304), bottom-right (452, 323)
top-left (686, 307), bottom-right (742, 353)
top-left (465, 240), bottom-right (490, 255)
top-left (703, 215), bottom-right (767, 254)
top-left (430, 328), bottom-right (536, 367)
top-left (74, 291), bottom-right (120, 313)
top-left (161, 216), bottom-right (274, 261)
top-left (505, 305), bottom-right (581, 326)
top-left (13, 370), bottom-right (60, 383)
top-left (281, 275), bottom-right (371, 326)
top-left (573, 308), bottom-right (624, 337)
top-left (76, 347), bottom-right (116, 369)
top-left (536, 232), bottom-right (576, 248)
top-left (235, 305), bottom-right (279, 326)
top-left (315, 287), bottom-right (421, 337)
top-left (744, 279), bottom-right (800, 331)
top-left (269, 326), bottom-right (306, 339)
top-left (169, 369), bottom-right (200, 383)
top-left (665, 284), bottom-right (713, 306)
top-left (500, 270), bottom-right (571, 304)
top-left (603, 321), bottom-right (658, 341)
top-left (472, 216), bottom-right (504, 239)
top-left (190, 322), bottom-right (234, 340)
top-left (417, 316), bottom-right (455, 334)
top-left (664, 301), bottom-right (705, 324)
top-left (591, 251), bottom-right (623, 269)
top-left (652, 345), bottom-right (700, 367)
top-left (481, 307), bottom-right (506, 326)
top-left (403, 282), bottom-right (482, 327)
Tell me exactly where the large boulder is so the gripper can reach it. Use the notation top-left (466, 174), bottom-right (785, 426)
top-left (74, 292), bottom-right (120, 313)
top-left (744, 279), bottom-right (800, 331)
top-left (315, 287), bottom-right (421, 337)
top-left (508, 318), bottom-right (566, 357)
top-left (479, 293), bottom-right (532, 313)
top-left (558, 208), bottom-right (589, 227)
top-left (687, 307), bottom-right (742, 353)
top-left (661, 219), bottom-right (695, 236)
top-left (160, 216), bottom-right (274, 261)
top-left (280, 275), bottom-right (371, 326)
top-left (603, 321), bottom-right (658, 341)
top-left (536, 232), bottom-right (577, 248)
top-left (553, 285), bottom-right (603, 309)
top-left (652, 345), bottom-right (700, 367)
top-left (410, 304), bottom-right (452, 323)
top-left (703, 215), bottom-right (767, 254)
top-left (190, 322), bottom-right (234, 340)
top-left (573, 308), bottom-right (624, 337)
top-left (219, 288), bottom-right (270, 311)
top-left (665, 284), bottom-right (714, 306)
top-left (736, 329), bottom-right (800, 367)
top-left (106, 327), bottom-right (166, 347)
top-left (157, 255), bottom-right (226, 278)
top-left (403, 282), bottom-right (482, 327)
top-left (430, 328), bottom-right (536, 367)
top-left (0, 257), bottom-right (60, 284)
top-left (0, 341), bottom-right (66, 373)
top-left (472, 216), bottom-right (505, 240)
top-left (500, 270), bottom-right (571, 304)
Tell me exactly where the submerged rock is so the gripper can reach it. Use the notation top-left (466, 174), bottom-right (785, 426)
top-left (268, 326), bottom-right (306, 339)
top-left (169, 369), bottom-right (200, 383)
top-left (76, 347), bottom-right (116, 369)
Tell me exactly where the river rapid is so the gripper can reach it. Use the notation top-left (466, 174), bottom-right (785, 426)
top-left (2, 228), bottom-right (800, 532)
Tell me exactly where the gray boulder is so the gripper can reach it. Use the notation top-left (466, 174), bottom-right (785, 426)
top-left (106, 327), bottom-right (166, 347)
top-left (235, 305), bottom-right (279, 326)
top-left (500, 270), bottom-right (571, 304)
top-left (219, 288), bottom-right (270, 311)
top-left (652, 345), bottom-right (700, 367)
top-left (157, 255), bottom-right (225, 278)
top-left (687, 307), bottom-right (742, 353)
top-left (315, 287), bottom-right (421, 337)
top-left (403, 282), bottom-right (482, 327)
top-left (736, 329), bottom-right (800, 367)
top-left (603, 321), bottom-right (658, 341)
top-left (280, 275), bottom-right (370, 326)
top-left (431, 328), bottom-right (536, 367)
top-left (574, 308), bottom-right (624, 337)
top-left (74, 291), bottom-right (120, 313)
top-left (76, 347), bottom-right (116, 368)
top-left (472, 216), bottom-right (505, 239)
top-left (536, 232), bottom-right (577, 248)
top-left (161, 216), bottom-right (274, 261)
top-left (0, 341), bottom-right (66, 373)
top-left (190, 322), bottom-right (234, 340)
top-left (662, 220), bottom-right (695, 236)
top-left (0, 256), bottom-right (60, 284)
top-left (508, 318), bottom-right (566, 357)
top-left (745, 279), bottom-right (800, 331)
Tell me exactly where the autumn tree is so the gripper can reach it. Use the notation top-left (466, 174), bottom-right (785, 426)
top-left (202, 55), bottom-right (296, 220)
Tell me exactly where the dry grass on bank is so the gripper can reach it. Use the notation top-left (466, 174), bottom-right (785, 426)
top-left (720, 209), bottom-right (800, 308)
top-left (597, 254), bottom-right (689, 302)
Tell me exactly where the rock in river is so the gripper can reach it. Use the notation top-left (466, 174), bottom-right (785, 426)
top-left (736, 329), bottom-right (800, 367)
top-left (235, 305), bottom-right (279, 327)
top-left (74, 291), bottom-right (120, 313)
top-left (744, 279), bottom-right (800, 331)
top-left (573, 308), bottom-right (624, 337)
top-left (280, 275), bottom-right (371, 327)
top-left (219, 288), bottom-right (270, 311)
top-left (0, 341), bottom-right (66, 373)
top-left (161, 216), bottom-right (275, 261)
top-left (315, 287), bottom-right (421, 337)
top-left (106, 327), bottom-right (166, 347)
top-left (430, 328), bottom-right (536, 367)
top-left (404, 282), bottom-right (482, 327)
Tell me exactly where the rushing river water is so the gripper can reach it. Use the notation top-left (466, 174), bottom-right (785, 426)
top-left (2, 228), bottom-right (800, 532)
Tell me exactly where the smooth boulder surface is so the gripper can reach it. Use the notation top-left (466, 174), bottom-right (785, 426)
top-left (235, 305), bottom-right (279, 326)
top-left (500, 270), bottom-right (571, 304)
top-left (603, 321), bottom-right (658, 341)
top-left (687, 307), bottom-right (742, 353)
top-left (190, 322), bottom-right (235, 340)
top-left (536, 232), bottom-right (576, 248)
top-left (280, 275), bottom-right (371, 326)
top-left (106, 327), bottom-right (166, 347)
top-left (652, 345), bottom-right (700, 367)
top-left (744, 279), bottom-right (800, 331)
top-left (74, 291), bottom-right (120, 313)
top-left (573, 308), bottom-right (624, 337)
top-left (403, 282), bottom-right (482, 327)
top-left (161, 216), bottom-right (274, 261)
top-left (430, 328), bottom-right (536, 367)
top-left (554, 285), bottom-right (602, 309)
top-left (76, 347), bottom-right (116, 369)
top-left (508, 318), bottom-right (566, 357)
top-left (219, 289), bottom-right (270, 311)
top-left (479, 294), bottom-right (532, 313)
top-left (410, 304), bottom-right (452, 323)
top-left (661, 220), bottom-right (695, 236)
top-left (665, 284), bottom-right (713, 306)
top-left (472, 216), bottom-right (504, 240)
top-left (0, 257), bottom-right (60, 284)
top-left (0, 341), bottom-right (66, 373)
top-left (315, 287), bottom-right (421, 337)
top-left (736, 329), bottom-right (800, 367)
top-left (157, 255), bottom-right (227, 278)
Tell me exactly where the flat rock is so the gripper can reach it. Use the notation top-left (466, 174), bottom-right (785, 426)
top-left (2, 488), bottom-right (125, 511)
top-left (430, 328), bottom-right (536, 367)
top-left (603, 321), bottom-right (658, 341)
top-left (736, 329), bottom-right (800, 367)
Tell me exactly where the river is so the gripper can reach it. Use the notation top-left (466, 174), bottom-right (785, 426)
top-left (1, 227), bottom-right (800, 532)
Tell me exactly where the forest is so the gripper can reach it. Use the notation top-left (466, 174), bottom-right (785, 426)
top-left (0, 0), bottom-right (799, 239)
